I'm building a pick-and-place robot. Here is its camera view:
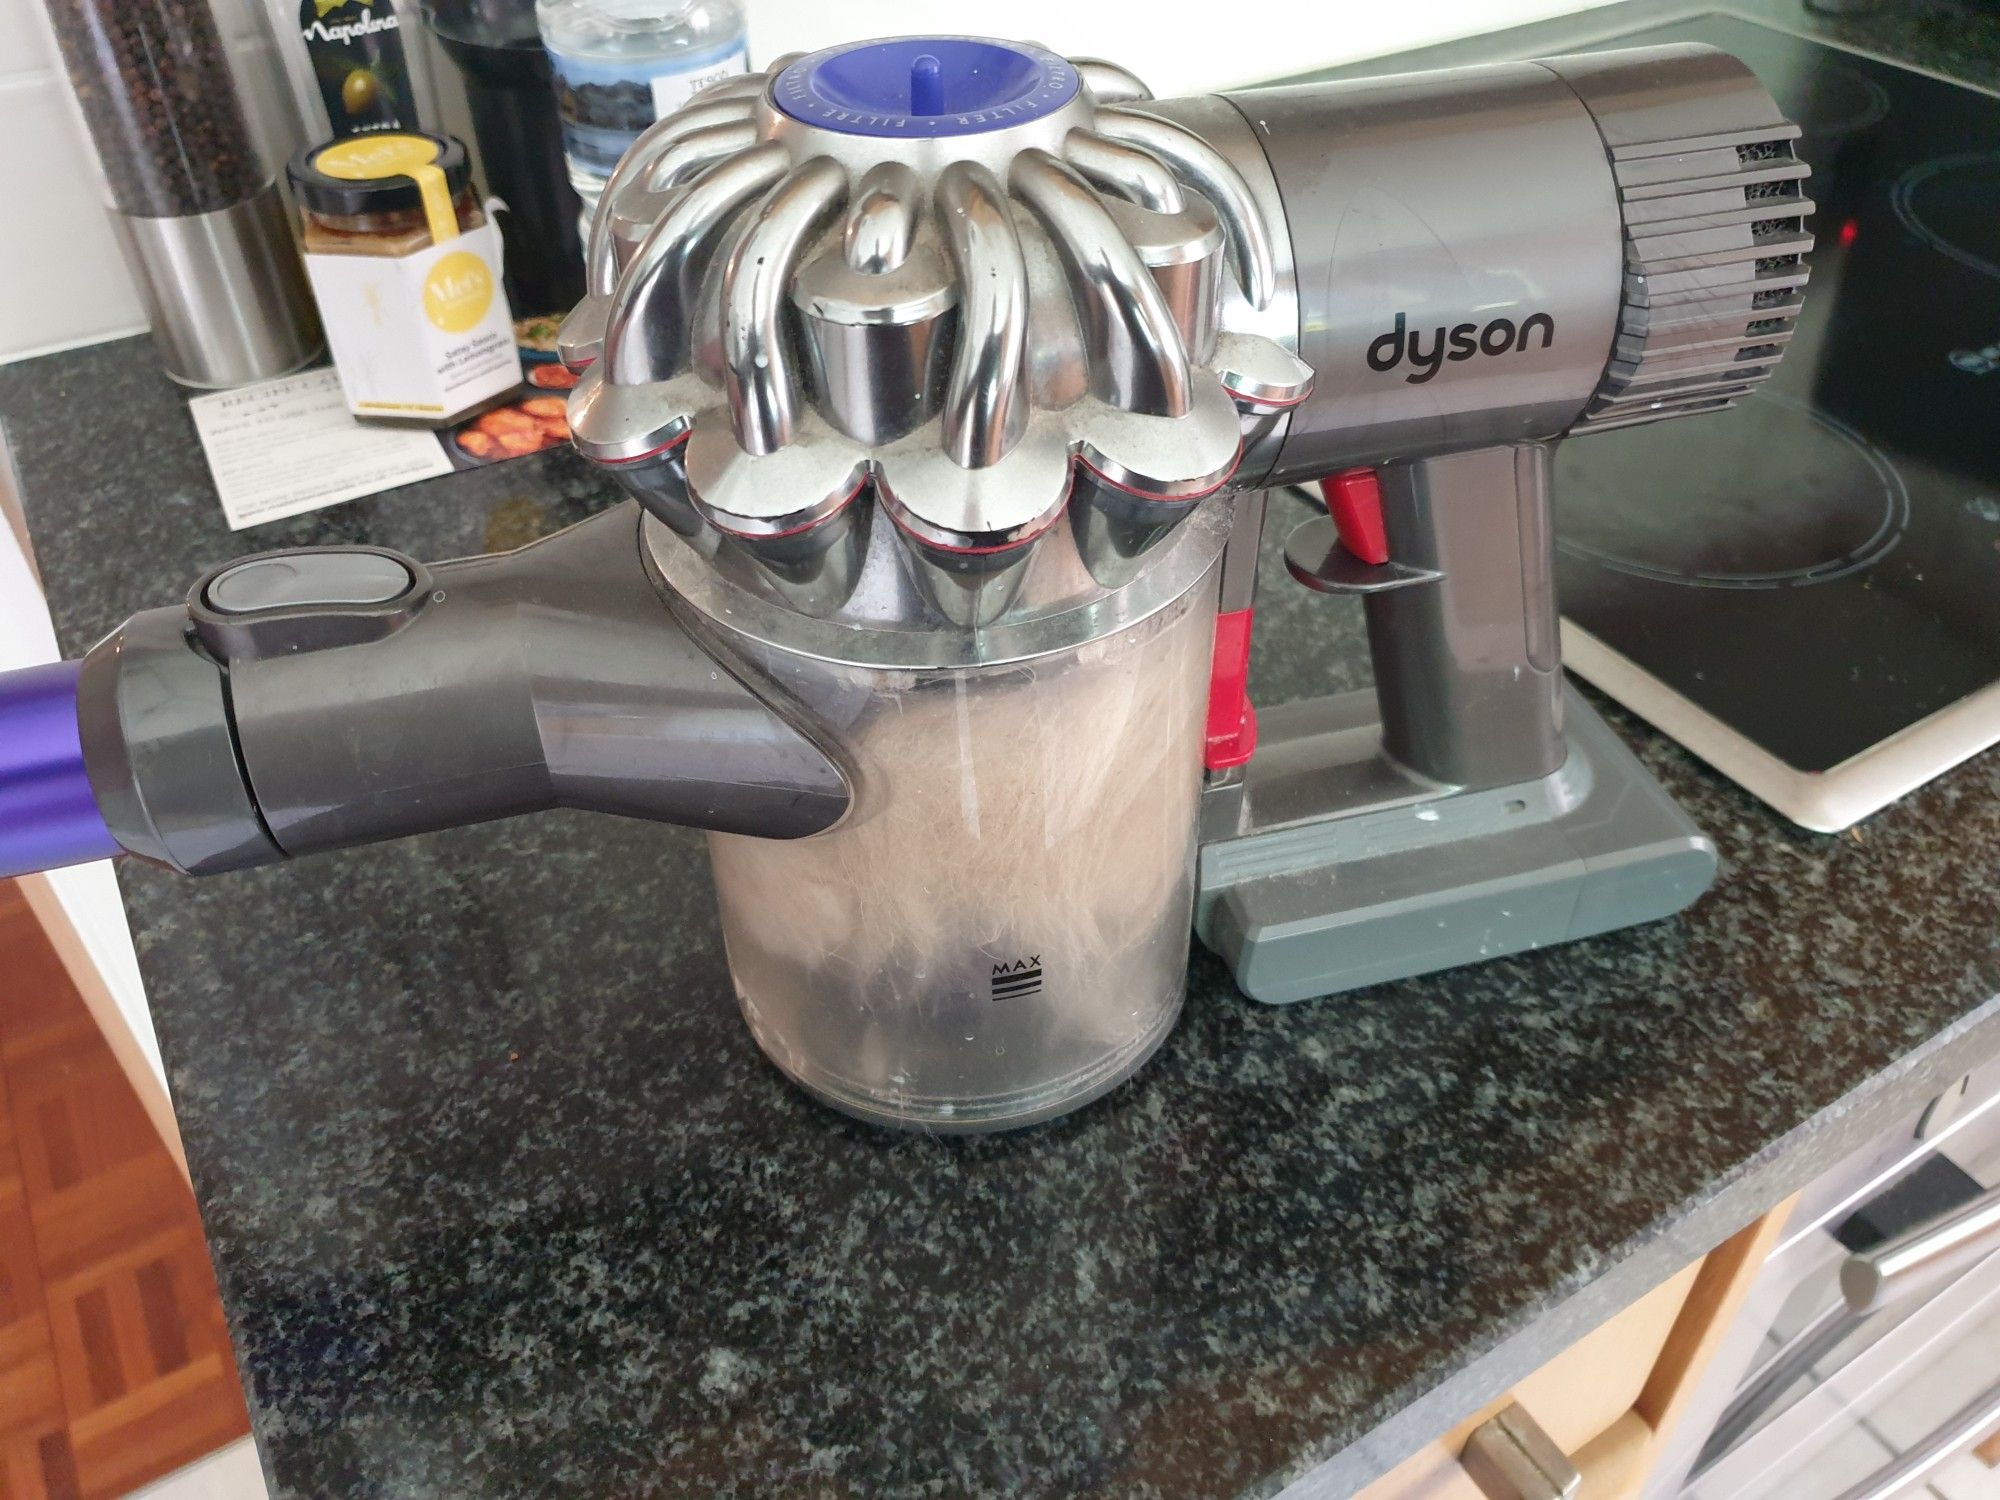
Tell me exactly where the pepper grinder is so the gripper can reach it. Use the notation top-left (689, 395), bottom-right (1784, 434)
top-left (40, 0), bottom-right (322, 387)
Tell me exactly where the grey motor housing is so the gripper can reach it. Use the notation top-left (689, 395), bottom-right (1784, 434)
top-left (1210, 44), bottom-right (1810, 482)
top-left (1178, 43), bottom-right (1806, 999)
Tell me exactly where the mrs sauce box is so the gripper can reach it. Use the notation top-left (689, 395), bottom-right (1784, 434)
top-left (290, 133), bottom-right (522, 425)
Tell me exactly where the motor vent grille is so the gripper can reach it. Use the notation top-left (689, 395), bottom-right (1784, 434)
top-left (1578, 123), bottom-right (1814, 432)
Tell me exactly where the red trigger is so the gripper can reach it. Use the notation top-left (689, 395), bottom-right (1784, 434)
top-left (1321, 468), bottom-right (1390, 567)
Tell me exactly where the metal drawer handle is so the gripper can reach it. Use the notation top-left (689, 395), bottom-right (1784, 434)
top-left (1843, 1182), bottom-right (2000, 1314)
top-left (1460, 1402), bottom-right (1581, 1500)
top-left (1828, 1375), bottom-right (2000, 1500)
top-left (1699, 1182), bottom-right (2000, 1473)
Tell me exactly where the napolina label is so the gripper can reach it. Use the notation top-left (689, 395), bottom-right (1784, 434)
top-left (297, 0), bottom-right (421, 136)
top-left (1367, 309), bottom-right (1557, 385)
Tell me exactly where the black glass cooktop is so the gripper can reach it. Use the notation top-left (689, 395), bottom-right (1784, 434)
top-left (1553, 13), bottom-right (2000, 775)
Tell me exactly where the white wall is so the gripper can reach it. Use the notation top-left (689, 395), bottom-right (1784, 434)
top-left (0, 0), bottom-right (1621, 365)
top-left (0, 461), bottom-right (160, 1089)
top-left (0, 0), bottom-right (308, 360)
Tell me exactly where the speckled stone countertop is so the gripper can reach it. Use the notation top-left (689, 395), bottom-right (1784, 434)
top-left (6, 4), bottom-right (2000, 1497)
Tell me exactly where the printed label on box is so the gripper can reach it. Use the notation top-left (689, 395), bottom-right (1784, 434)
top-left (303, 221), bottom-right (522, 422)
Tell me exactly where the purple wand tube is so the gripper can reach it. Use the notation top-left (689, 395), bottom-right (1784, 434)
top-left (0, 660), bottom-right (123, 878)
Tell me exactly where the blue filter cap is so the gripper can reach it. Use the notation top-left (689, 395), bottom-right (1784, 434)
top-left (773, 37), bottom-right (1078, 137)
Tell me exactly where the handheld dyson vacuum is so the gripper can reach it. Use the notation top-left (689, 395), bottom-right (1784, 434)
top-left (0, 38), bottom-right (1810, 1130)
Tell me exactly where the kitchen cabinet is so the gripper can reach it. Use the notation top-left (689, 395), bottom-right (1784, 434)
top-left (1359, 1203), bottom-right (1795, 1500)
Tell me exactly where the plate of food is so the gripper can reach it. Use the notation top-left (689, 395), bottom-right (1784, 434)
top-left (526, 361), bottom-right (580, 391)
top-left (447, 396), bottom-right (571, 466)
top-left (514, 315), bottom-right (564, 364)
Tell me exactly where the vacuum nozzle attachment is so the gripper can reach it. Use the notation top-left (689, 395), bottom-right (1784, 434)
top-left (0, 507), bottom-right (853, 883)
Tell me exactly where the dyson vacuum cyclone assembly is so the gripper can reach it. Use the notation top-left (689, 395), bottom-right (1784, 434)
top-left (0, 38), bottom-right (1812, 1131)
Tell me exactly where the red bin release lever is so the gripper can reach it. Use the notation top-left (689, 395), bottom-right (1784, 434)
top-left (1320, 468), bottom-right (1390, 566)
top-left (1204, 607), bottom-right (1257, 771)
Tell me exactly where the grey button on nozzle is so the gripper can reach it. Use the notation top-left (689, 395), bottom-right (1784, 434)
top-left (191, 547), bottom-right (432, 661)
top-left (206, 553), bottom-right (413, 614)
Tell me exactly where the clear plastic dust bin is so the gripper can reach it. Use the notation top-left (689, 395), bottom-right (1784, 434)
top-left (664, 506), bottom-right (1228, 1134)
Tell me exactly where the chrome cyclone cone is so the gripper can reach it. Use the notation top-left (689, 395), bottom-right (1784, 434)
top-left (560, 37), bottom-right (1312, 624)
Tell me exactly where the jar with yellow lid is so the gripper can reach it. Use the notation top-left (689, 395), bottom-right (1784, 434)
top-left (289, 132), bottom-right (523, 425)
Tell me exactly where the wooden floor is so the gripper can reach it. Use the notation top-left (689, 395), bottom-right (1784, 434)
top-left (0, 882), bottom-right (251, 1499)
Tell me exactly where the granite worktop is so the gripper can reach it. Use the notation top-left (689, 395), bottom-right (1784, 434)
top-left (7, 3), bottom-right (2000, 1496)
